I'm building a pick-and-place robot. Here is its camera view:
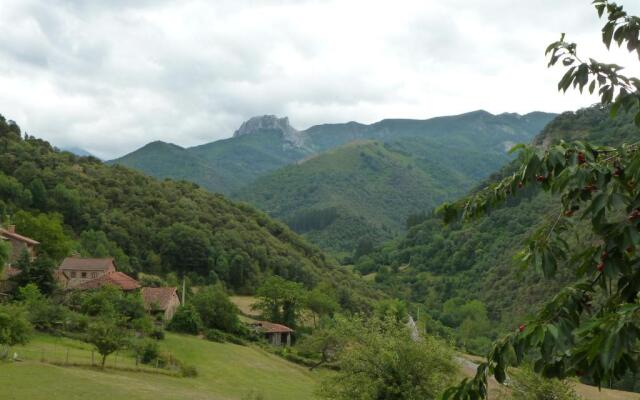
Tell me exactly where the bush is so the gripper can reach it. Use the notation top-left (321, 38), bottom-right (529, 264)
top-left (508, 367), bottom-right (580, 400)
top-left (167, 304), bottom-right (202, 335)
top-left (191, 286), bottom-right (240, 333)
top-left (204, 329), bottom-right (226, 343)
top-left (180, 364), bottom-right (198, 378)
top-left (132, 338), bottom-right (160, 364)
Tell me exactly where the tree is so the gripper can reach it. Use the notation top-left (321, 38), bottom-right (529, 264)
top-left (167, 304), bottom-right (202, 335)
top-left (253, 276), bottom-right (306, 328)
top-left (191, 286), bottom-right (240, 333)
top-left (318, 316), bottom-right (457, 400)
top-left (87, 319), bottom-right (127, 368)
top-left (306, 287), bottom-right (339, 328)
top-left (443, 2), bottom-right (640, 398)
top-left (0, 304), bottom-right (32, 350)
top-left (13, 253), bottom-right (57, 295)
top-left (13, 211), bottom-right (72, 261)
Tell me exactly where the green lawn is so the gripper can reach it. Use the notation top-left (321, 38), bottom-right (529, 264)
top-left (0, 333), bottom-right (323, 400)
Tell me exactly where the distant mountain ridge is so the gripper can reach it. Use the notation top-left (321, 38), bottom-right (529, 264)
top-left (110, 110), bottom-right (556, 195)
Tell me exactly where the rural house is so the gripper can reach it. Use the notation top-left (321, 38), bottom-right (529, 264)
top-left (251, 321), bottom-right (294, 346)
top-left (0, 225), bottom-right (39, 264)
top-left (141, 287), bottom-right (181, 321)
top-left (57, 257), bottom-right (117, 288)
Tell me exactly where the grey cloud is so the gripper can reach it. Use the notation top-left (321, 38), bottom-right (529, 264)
top-left (0, 0), bottom-right (636, 159)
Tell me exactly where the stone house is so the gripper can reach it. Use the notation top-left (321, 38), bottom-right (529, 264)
top-left (141, 287), bottom-right (181, 321)
top-left (251, 321), bottom-right (294, 346)
top-left (57, 257), bottom-right (117, 288)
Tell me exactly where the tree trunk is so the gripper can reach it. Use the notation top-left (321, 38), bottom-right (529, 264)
top-left (101, 354), bottom-right (107, 369)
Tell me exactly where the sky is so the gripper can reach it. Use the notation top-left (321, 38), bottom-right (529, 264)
top-left (2, 0), bottom-right (640, 159)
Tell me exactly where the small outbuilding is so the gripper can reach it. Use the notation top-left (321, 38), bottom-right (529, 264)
top-left (251, 321), bottom-right (294, 346)
top-left (0, 225), bottom-right (39, 264)
top-left (141, 287), bottom-right (181, 321)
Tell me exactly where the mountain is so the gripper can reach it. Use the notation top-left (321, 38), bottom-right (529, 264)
top-left (110, 111), bottom-right (556, 195)
top-left (0, 114), bottom-right (376, 308)
top-left (356, 105), bottom-right (637, 353)
top-left (235, 140), bottom-right (470, 253)
top-left (234, 111), bottom-right (556, 253)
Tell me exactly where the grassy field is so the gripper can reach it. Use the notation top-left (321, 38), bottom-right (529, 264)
top-left (230, 295), bottom-right (259, 317)
top-left (0, 333), bottom-right (323, 400)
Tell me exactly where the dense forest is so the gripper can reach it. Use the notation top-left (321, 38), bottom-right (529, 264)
top-left (0, 114), bottom-right (375, 308)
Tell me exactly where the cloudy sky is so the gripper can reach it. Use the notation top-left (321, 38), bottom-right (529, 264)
top-left (2, 0), bottom-right (640, 159)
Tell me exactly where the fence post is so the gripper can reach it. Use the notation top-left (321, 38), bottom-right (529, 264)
top-left (114, 351), bottom-right (118, 368)
top-left (65, 349), bottom-right (69, 365)
top-left (91, 350), bottom-right (95, 366)
top-left (41, 349), bottom-right (45, 362)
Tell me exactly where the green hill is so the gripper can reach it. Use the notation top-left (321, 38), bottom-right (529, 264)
top-left (235, 141), bottom-right (469, 253)
top-left (0, 115), bottom-right (375, 305)
top-left (2, 333), bottom-right (322, 400)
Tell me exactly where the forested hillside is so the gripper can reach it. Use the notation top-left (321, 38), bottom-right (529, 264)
top-left (236, 141), bottom-right (468, 253)
top-left (357, 106), bottom-right (639, 353)
top-left (0, 114), bottom-right (374, 306)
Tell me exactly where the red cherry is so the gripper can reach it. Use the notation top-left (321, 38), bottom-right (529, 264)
top-left (578, 152), bottom-right (586, 164)
top-left (517, 182), bottom-right (523, 189)
top-left (519, 324), bottom-right (525, 333)
top-left (600, 251), bottom-right (608, 260)
top-left (535, 175), bottom-right (546, 182)
top-left (627, 246), bottom-right (634, 253)
top-left (597, 262), bottom-right (605, 272)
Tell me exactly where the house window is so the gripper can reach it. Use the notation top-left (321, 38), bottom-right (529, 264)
top-left (91, 272), bottom-right (97, 278)
top-left (70, 271), bottom-right (76, 278)
top-left (81, 272), bottom-right (87, 278)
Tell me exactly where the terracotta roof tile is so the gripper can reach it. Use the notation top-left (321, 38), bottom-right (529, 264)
top-left (60, 257), bottom-right (115, 271)
top-left (0, 229), bottom-right (39, 245)
top-left (141, 287), bottom-right (179, 311)
top-left (73, 271), bottom-right (140, 291)
top-left (252, 321), bottom-right (294, 334)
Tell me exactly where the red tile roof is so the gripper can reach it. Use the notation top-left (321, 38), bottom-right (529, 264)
top-left (0, 228), bottom-right (39, 245)
top-left (73, 271), bottom-right (140, 291)
top-left (141, 287), bottom-right (179, 311)
top-left (252, 321), bottom-right (294, 334)
top-left (60, 257), bottom-right (115, 271)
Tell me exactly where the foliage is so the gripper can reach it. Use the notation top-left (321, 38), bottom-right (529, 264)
top-left (253, 276), bottom-right (306, 328)
top-left (306, 286), bottom-right (339, 327)
top-left (443, 3), bottom-right (640, 398)
top-left (0, 304), bottom-right (32, 347)
top-left (507, 366), bottom-right (581, 400)
top-left (191, 286), bottom-right (240, 333)
top-left (0, 239), bottom-right (8, 275)
top-left (86, 318), bottom-right (127, 368)
top-left (13, 252), bottom-right (58, 295)
top-left (13, 210), bottom-right (73, 262)
top-left (167, 304), bottom-right (202, 335)
top-left (132, 338), bottom-right (160, 364)
top-left (317, 316), bottom-right (458, 400)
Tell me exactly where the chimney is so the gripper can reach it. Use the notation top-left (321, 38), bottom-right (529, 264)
top-left (7, 225), bottom-right (15, 233)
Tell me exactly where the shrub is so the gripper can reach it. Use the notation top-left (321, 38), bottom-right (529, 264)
top-left (508, 367), bottom-right (580, 400)
top-left (204, 329), bottom-right (226, 343)
top-left (191, 286), bottom-right (240, 333)
top-left (167, 304), bottom-right (202, 335)
top-left (132, 338), bottom-right (160, 364)
top-left (180, 364), bottom-right (198, 378)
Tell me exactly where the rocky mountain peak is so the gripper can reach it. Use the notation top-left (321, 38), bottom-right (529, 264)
top-left (233, 115), bottom-right (304, 148)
